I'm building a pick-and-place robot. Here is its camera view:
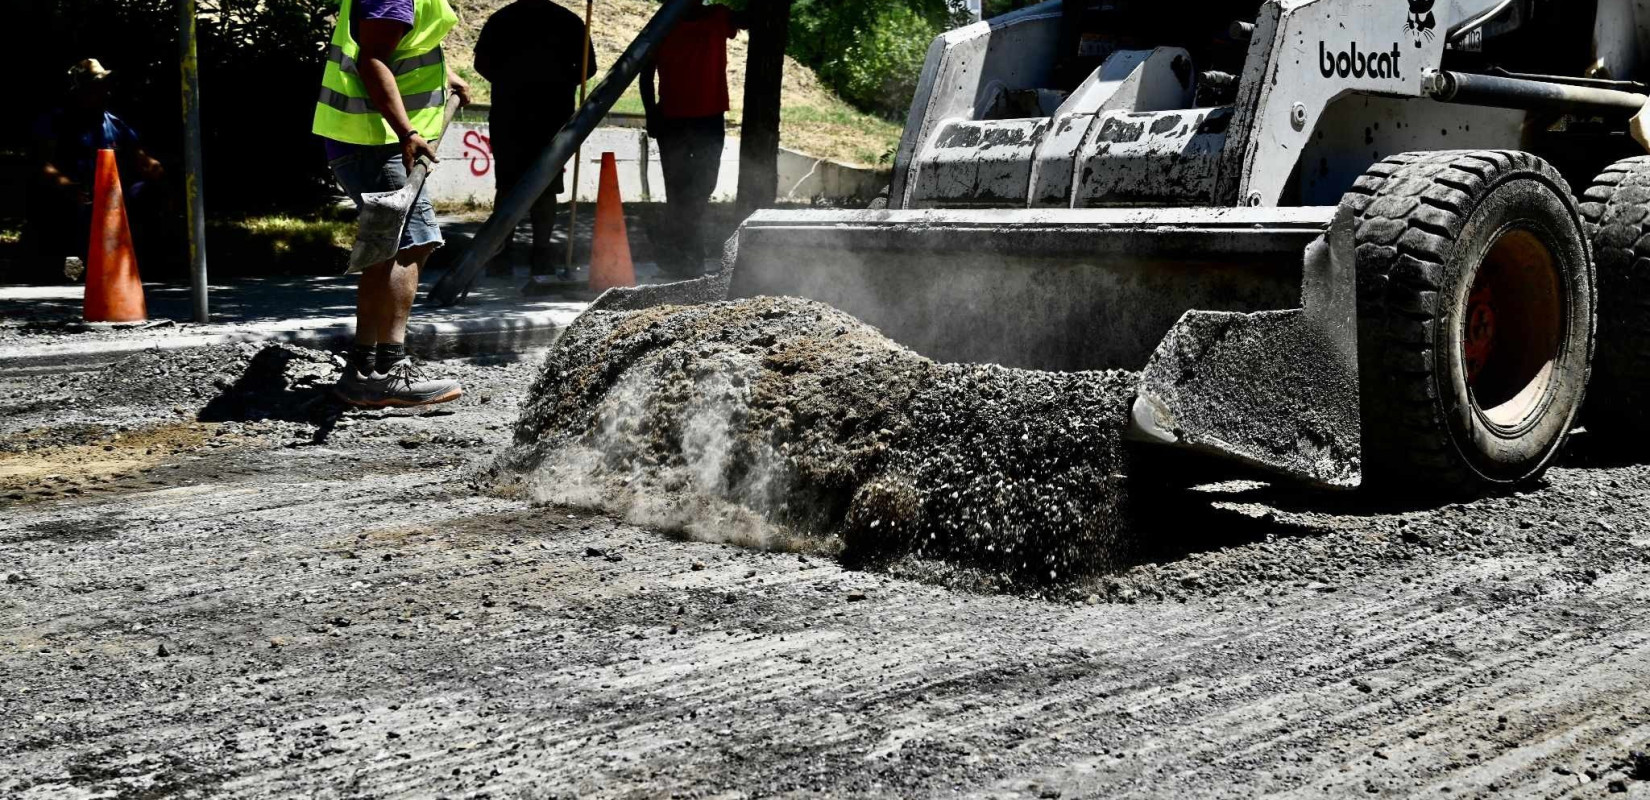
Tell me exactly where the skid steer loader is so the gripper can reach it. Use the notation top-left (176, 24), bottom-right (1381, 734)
top-left (595, 0), bottom-right (1650, 493)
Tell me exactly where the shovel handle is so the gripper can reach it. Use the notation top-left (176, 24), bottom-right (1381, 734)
top-left (408, 95), bottom-right (462, 183)
top-left (407, 156), bottom-right (434, 186)
top-left (438, 93), bottom-right (462, 139)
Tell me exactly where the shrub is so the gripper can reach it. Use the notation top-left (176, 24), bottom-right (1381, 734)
top-left (788, 0), bottom-right (960, 119)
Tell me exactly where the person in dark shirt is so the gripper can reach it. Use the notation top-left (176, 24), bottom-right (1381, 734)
top-left (641, 0), bottom-right (746, 277)
top-left (23, 59), bottom-right (165, 283)
top-left (474, 0), bottom-right (596, 290)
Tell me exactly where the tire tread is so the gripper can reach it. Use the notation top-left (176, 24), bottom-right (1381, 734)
top-left (1581, 158), bottom-right (1650, 438)
top-left (1348, 149), bottom-right (1588, 492)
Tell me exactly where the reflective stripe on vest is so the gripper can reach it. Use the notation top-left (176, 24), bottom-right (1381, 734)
top-left (325, 44), bottom-right (446, 77)
top-left (316, 87), bottom-right (447, 115)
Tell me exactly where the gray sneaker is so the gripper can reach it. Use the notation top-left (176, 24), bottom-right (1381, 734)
top-left (332, 368), bottom-right (381, 407)
top-left (373, 358), bottom-right (463, 407)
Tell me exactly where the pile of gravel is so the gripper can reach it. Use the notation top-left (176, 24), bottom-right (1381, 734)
top-left (71, 343), bottom-right (280, 410)
top-left (0, 343), bottom-right (352, 452)
top-left (193, 344), bottom-right (343, 424)
top-left (53, 342), bottom-right (345, 423)
top-left (501, 297), bottom-right (1138, 586)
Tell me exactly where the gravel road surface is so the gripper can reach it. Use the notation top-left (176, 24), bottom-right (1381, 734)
top-left (4, 344), bottom-right (1650, 799)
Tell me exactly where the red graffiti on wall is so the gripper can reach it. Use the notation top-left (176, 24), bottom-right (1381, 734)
top-left (463, 129), bottom-right (492, 177)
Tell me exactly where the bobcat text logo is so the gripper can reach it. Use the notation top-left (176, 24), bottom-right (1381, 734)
top-left (1406, 0), bottom-right (1437, 45)
top-left (1318, 41), bottom-right (1404, 80)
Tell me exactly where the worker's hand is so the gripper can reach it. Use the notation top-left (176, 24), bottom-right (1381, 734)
top-left (448, 74), bottom-right (472, 107)
top-left (402, 132), bottom-right (439, 171)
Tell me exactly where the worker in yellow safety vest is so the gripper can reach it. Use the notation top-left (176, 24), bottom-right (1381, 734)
top-left (313, 0), bottom-right (471, 408)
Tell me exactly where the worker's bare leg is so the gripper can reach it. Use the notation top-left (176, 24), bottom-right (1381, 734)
top-left (366, 243), bottom-right (431, 345)
top-left (337, 244), bottom-right (461, 407)
top-left (354, 266), bottom-right (386, 353)
top-left (334, 259), bottom-right (394, 403)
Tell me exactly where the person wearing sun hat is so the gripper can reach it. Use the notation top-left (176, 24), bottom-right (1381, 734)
top-left (23, 58), bottom-right (165, 284)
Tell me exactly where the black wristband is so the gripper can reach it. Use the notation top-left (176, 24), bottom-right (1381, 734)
top-left (399, 129), bottom-right (422, 143)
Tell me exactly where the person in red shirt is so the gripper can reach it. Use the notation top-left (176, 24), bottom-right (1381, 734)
top-left (640, 0), bottom-right (747, 277)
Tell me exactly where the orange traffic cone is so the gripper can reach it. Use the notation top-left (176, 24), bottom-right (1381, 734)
top-left (84, 148), bottom-right (146, 323)
top-left (587, 151), bottom-right (635, 291)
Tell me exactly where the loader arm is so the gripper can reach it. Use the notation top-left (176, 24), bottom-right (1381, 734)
top-left (1232, 0), bottom-right (1516, 207)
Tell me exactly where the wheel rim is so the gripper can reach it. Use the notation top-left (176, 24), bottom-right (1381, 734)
top-left (1463, 226), bottom-right (1563, 431)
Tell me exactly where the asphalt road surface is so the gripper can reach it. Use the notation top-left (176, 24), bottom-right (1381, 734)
top-left (4, 345), bottom-right (1650, 799)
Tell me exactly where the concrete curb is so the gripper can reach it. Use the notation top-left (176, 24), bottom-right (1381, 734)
top-left (0, 310), bottom-right (575, 375)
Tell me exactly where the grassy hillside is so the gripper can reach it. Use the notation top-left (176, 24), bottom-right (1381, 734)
top-left (444, 0), bottom-right (905, 167)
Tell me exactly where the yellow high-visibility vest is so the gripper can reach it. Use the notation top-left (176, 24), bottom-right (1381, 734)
top-left (312, 0), bottom-right (457, 145)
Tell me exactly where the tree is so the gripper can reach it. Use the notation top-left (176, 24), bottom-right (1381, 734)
top-left (786, 0), bottom-right (965, 119)
top-left (982, 0), bottom-right (1030, 18)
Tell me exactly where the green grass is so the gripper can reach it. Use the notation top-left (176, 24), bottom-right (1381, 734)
top-left (432, 197), bottom-right (492, 217)
top-left (204, 212), bottom-right (354, 275)
top-left (0, 212), bottom-right (352, 279)
top-left (227, 214), bottom-right (353, 249)
top-left (779, 104), bottom-right (903, 166)
top-left (454, 63), bottom-right (491, 105)
top-left (609, 90), bottom-right (647, 116)
top-left (0, 220), bottom-right (21, 277)
top-left (781, 104), bottom-right (892, 125)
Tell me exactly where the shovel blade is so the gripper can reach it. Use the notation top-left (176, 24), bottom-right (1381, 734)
top-left (346, 180), bottom-right (422, 274)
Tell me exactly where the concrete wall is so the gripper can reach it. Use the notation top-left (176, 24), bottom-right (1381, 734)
top-left (426, 123), bottom-right (887, 206)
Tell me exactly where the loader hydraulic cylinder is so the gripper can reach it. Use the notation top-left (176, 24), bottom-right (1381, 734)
top-left (1426, 70), bottom-right (1649, 119)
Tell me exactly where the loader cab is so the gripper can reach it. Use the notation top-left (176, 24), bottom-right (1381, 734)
top-left (1052, 0), bottom-right (1256, 92)
top-left (893, 0), bottom-right (1642, 212)
top-left (893, 0), bottom-right (1264, 210)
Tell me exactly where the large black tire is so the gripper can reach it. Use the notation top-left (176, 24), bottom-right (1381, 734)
top-left (1580, 157), bottom-right (1650, 439)
top-left (1344, 150), bottom-right (1595, 493)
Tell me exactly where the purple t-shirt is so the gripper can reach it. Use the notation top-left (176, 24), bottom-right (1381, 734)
top-left (322, 0), bottom-right (419, 161)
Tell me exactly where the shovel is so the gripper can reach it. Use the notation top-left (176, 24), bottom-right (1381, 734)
top-left (346, 94), bottom-right (463, 273)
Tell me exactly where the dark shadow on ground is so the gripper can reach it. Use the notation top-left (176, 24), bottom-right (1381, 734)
top-left (1123, 483), bottom-right (1329, 565)
top-left (1117, 442), bottom-right (1462, 561)
top-left (1556, 429), bottom-right (1647, 469)
top-left (197, 346), bottom-right (347, 443)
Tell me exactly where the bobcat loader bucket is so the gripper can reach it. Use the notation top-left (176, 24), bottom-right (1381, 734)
top-left (590, 205), bottom-right (1362, 488)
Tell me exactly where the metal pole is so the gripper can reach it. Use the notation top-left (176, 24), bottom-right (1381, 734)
top-left (428, 0), bottom-right (700, 306)
top-left (179, 0), bottom-right (209, 323)
top-left (567, 0), bottom-right (595, 273)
